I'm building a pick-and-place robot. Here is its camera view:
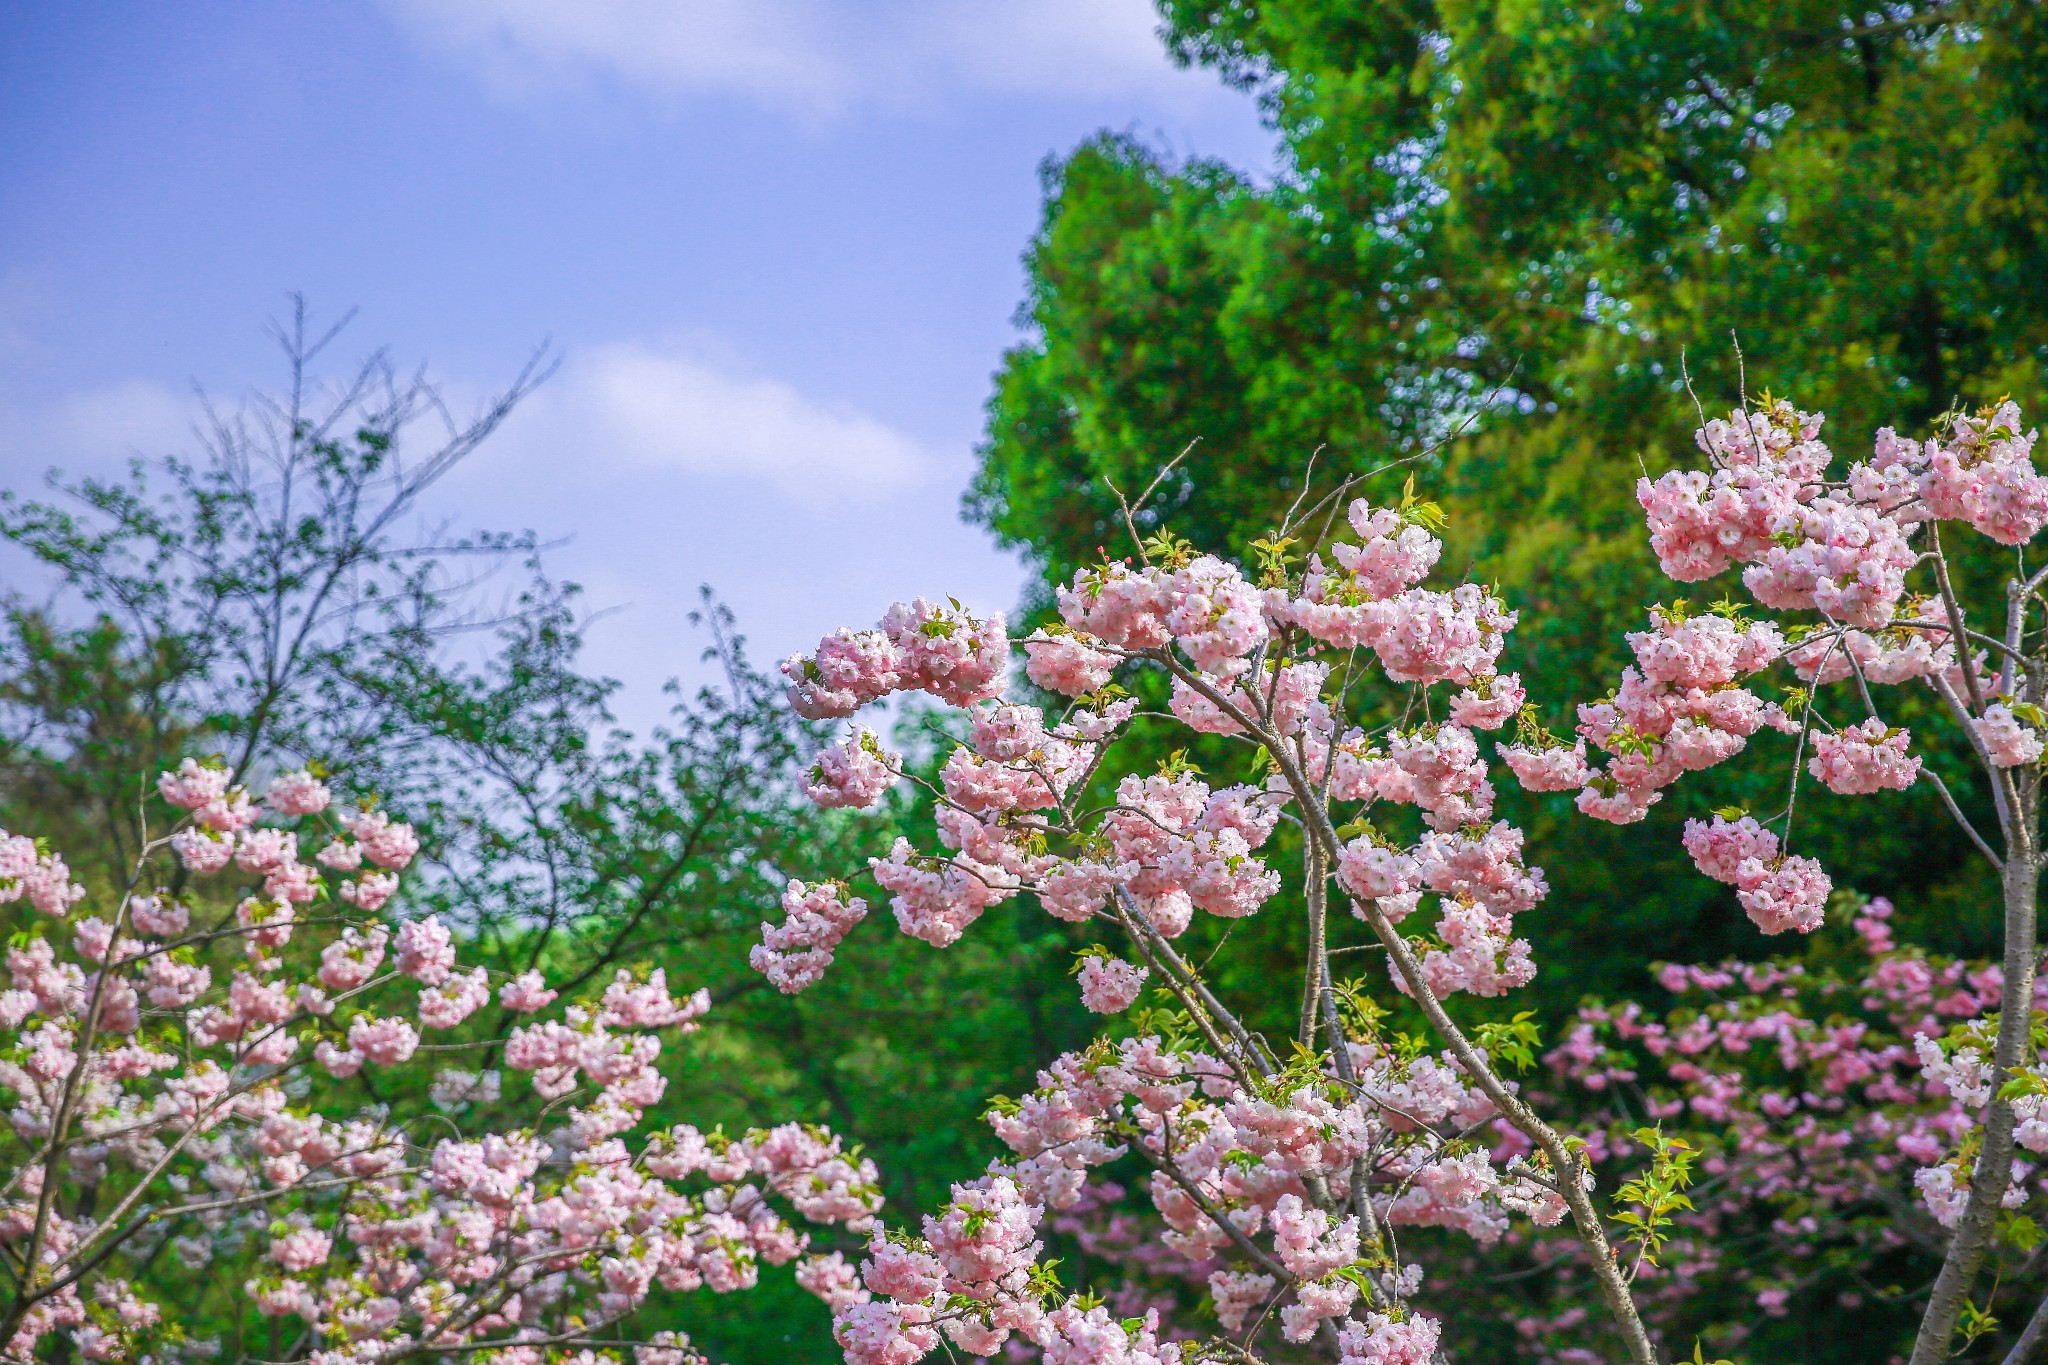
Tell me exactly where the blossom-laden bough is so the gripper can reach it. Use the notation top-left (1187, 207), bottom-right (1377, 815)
top-left (0, 759), bottom-right (881, 1365)
top-left (1544, 895), bottom-right (2028, 1356)
top-left (764, 397), bottom-right (2048, 1364)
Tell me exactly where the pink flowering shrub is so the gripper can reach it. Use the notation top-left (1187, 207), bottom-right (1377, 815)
top-left (1526, 895), bottom-right (2038, 1359)
top-left (761, 486), bottom-right (1652, 1364)
top-left (738, 393), bottom-right (2048, 1365)
top-left (0, 760), bottom-right (881, 1364)
top-left (1503, 397), bottom-right (2048, 1360)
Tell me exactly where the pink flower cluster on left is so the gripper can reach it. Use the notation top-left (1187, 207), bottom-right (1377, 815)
top-left (0, 758), bottom-right (881, 1365)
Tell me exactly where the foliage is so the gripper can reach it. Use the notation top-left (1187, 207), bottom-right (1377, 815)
top-left (968, 0), bottom-right (2048, 1005)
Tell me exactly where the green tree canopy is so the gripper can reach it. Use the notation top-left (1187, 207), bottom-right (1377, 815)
top-left (972, 0), bottom-right (2045, 998)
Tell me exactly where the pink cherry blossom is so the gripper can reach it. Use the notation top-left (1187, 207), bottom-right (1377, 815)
top-left (1208, 1269), bottom-right (1276, 1333)
top-left (1027, 858), bottom-right (1122, 923)
top-left (128, 895), bottom-right (188, 938)
top-left (1974, 703), bottom-right (2044, 767)
top-left (784, 628), bottom-right (903, 718)
top-left (1056, 561), bottom-right (1172, 650)
top-left (882, 598), bottom-right (1010, 706)
top-left (338, 870), bottom-right (398, 911)
top-left (72, 918), bottom-right (114, 963)
top-left (1682, 814), bottom-right (1779, 884)
top-left (1734, 855), bottom-right (1832, 934)
top-left (754, 396), bottom-right (2048, 1365)
top-left (1022, 630), bottom-right (1117, 696)
top-left (1335, 498), bottom-right (1444, 597)
top-left (392, 916), bottom-right (455, 985)
top-left (1338, 1312), bottom-right (1442, 1365)
top-left (318, 925), bottom-right (389, 992)
top-left (806, 727), bottom-right (904, 809)
top-left (1499, 739), bottom-right (1592, 792)
top-left (1075, 955), bottom-right (1148, 1013)
top-left (268, 1221), bottom-right (332, 1273)
top-left (346, 1015), bottom-right (419, 1066)
top-left (1269, 1193), bottom-right (1360, 1277)
top-left (797, 1251), bottom-right (870, 1310)
top-left (344, 809), bottom-right (419, 870)
top-left (1628, 613), bottom-right (1785, 689)
top-left (600, 967), bottom-right (707, 1029)
top-left (1449, 671), bottom-right (1525, 729)
top-left (1365, 584), bottom-right (1517, 685)
top-left (1914, 401), bottom-right (2048, 545)
top-left (1808, 719), bottom-right (1920, 793)
top-left (869, 840), bottom-right (1008, 948)
top-left (234, 827), bottom-right (297, 874)
top-left (264, 769), bottom-right (331, 816)
top-left (1336, 838), bottom-right (1418, 902)
top-left (1637, 400), bottom-right (1829, 582)
top-left (417, 966), bottom-right (491, 1029)
top-left (1282, 1276), bottom-right (1360, 1343)
top-left (170, 827), bottom-right (235, 875)
top-left (499, 969), bottom-right (558, 1013)
top-left (1164, 555), bottom-right (1268, 673)
top-left (835, 1300), bottom-right (939, 1365)
top-left (157, 757), bottom-right (233, 810)
top-left (1575, 777), bottom-right (1660, 825)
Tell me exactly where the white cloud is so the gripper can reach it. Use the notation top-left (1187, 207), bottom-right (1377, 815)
top-left (925, 0), bottom-right (1188, 101)
top-left (379, 0), bottom-right (1213, 118)
top-left (0, 378), bottom-right (196, 479)
top-left (380, 0), bottom-right (856, 113)
top-left (535, 340), bottom-right (930, 502)
top-left (0, 355), bottom-right (1009, 738)
top-left (45, 380), bottom-right (196, 460)
top-left (0, 343), bottom-right (926, 509)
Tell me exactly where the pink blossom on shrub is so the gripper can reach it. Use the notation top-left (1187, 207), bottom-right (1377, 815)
top-left (806, 727), bottom-right (904, 809)
top-left (1808, 719), bottom-right (1920, 793)
top-left (1075, 955), bottom-right (1147, 1013)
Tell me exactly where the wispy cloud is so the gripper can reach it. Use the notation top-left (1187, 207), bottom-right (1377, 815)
top-left (921, 0), bottom-right (1193, 101)
top-left (1, 341), bottom-right (930, 509)
top-left (554, 339), bottom-right (930, 501)
top-left (377, 0), bottom-right (1215, 118)
top-left (0, 348), bottom-right (1003, 733)
top-left (0, 378), bottom-right (196, 478)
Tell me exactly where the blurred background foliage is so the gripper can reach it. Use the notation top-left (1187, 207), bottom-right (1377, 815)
top-left (5, 1), bottom-right (2047, 1360)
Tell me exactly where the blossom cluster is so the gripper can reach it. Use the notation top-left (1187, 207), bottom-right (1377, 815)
top-left (1494, 400), bottom-right (2048, 946)
top-left (759, 487), bottom-right (1609, 1357)
top-left (766, 491), bottom-right (1545, 1009)
top-left (825, 1028), bottom-right (1561, 1365)
top-left (781, 599), bottom-right (1009, 718)
top-left (1540, 896), bottom-right (2037, 1358)
top-left (761, 399), bottom-right (2048, 1364)
top-left (0, 760), bottom-right (880, 1365)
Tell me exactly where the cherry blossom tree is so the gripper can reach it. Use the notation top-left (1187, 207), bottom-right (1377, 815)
top-left (1569, 398), bottom-right (2048, 1363)
top-left (0, 758), bottom-right (881, 1364)
top-left (768, 484), bottom-right (1649, 1364)
top-left (17, 389), bottom-right (2046, 1364)
top-left (1540, 894), bottom-right (2024, 1360)
top-left (761, 394), bottom-right (2048, 1364)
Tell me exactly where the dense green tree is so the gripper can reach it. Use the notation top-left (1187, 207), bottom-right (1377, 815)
top-left (964, 10), bottom-right (2048, 1357)
top-left (971, 0), bottom-right (2046, 1005)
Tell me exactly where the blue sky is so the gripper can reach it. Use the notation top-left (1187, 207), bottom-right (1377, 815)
top-left (0, 1), bottom-right (1273, 732)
